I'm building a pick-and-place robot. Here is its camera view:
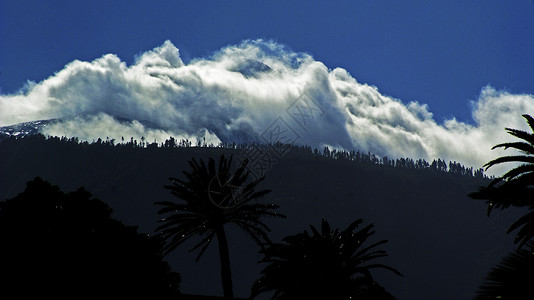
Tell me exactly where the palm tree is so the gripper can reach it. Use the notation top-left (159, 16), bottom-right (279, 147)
top-left (474, 241), bottom-right (534, 300)
top-left (251, 218), bottom-right (402, 300)
top-left (470, 114), bottom-right (534, 247)
top-left (155, 154), bottom-right (285, 299)
top-left (483, 114), bottom-right (534, 186)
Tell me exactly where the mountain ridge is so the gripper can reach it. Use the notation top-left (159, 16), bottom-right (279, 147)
top-left (0, 135), bottom-right (516, 300)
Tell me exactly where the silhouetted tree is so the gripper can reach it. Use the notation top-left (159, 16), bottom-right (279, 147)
top-left (484, 114), bottom-right (534, 186)
top-left (474, 241), bottom-right (534, 300)
top-left (470, 114), bottom-right (534, 299)
top-left (251, 218), bottom-right (402, 300)
top-left (470, 114), bottom-right (534, 247)
top-left (155, 154), bottom-right (285, 299)
top-left (0, 177), bottom-right (181, 298)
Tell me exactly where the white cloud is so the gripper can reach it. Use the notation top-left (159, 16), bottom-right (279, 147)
top-left (1, 40), bottom-right (533, 175)
top-left (40, 113), bottom-right (221, 146)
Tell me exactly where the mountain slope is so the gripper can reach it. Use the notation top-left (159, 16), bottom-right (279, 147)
top-left (0, 136), bottom-right (520, 300)
top-left (0, 119), bottom-right (57, 138)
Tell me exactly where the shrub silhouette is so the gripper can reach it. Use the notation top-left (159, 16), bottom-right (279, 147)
top-left (251, 218), bottom-right (401, 300)
top-left (0, 177), bottom-right (181, 298)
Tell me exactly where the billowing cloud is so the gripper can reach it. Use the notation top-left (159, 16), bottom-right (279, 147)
top-left (1, 39), bottom-right (533, 175)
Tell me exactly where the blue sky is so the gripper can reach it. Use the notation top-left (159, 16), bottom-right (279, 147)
top-left (1, 2), bottom-right (534, 297)
top-left (1, 1), bottom-right (534, 175)
top-left (2, 0), bottom-right (533, 124)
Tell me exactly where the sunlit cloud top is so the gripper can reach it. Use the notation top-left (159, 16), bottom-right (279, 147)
top-left (1, 40), bottom-right (533, 175)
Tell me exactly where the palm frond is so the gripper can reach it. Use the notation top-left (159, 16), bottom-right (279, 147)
top-left (491, 141), bottom-right (534, 155)
top-left (353, 240), bottom-right (389, 261)
top-left (483, 156), bottom-right (534, 171)
top-left (499, 164), bottom-right (534, 182)
top-left (506, 210), bottom-right (534, 248)
top-left (522, 114), bottom-right (534, 131)
top-left (475, 241), bottom-right (534, 299)
top-left (504, 127), bottom-right (534, 146)
top-left (155, 154), bottom-right (282, 263)
top-left (472, 114), bottom-right (534, 249)
top-left (188, 231), bottom-right (216, 262)
top-left (252, 218), bottom-right (400, 299)
top-left (356, 263), bottom-right (403, 277)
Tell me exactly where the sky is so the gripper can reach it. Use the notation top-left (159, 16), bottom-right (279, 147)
top-left (1, 0), bottom-right (534, 174)
top-left (1, 1), bottom-right (534, 298)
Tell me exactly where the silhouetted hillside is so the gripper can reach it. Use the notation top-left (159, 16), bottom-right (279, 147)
top-left (0, 135), bottom-right (520, 300)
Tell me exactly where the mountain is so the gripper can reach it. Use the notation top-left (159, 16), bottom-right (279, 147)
top-left (0, 117), bottom-right (165, 141)
top-left (0, 119), bottom-right (57, 139)
top-left (0, 135), bottom-right (521, 300)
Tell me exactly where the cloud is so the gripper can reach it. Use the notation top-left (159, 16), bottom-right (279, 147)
top-left (1, 39), bottom-right (533, 175)
top-left (40, 113), bottom-right (221, 146)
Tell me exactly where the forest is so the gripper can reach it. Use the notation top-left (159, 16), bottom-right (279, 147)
top-left (0, 116), bottom-right (533, 299)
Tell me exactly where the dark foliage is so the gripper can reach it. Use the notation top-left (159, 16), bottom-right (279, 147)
top-left (0, 134), bottom-right (503, 299)
top-left (0, 133), bottom-right (487, 179)
top-left (474, 241), bottom-right (534, 300)
top-left (155, 154), bottom-right (285, 298)
top-left (470, 114), bottom-right (534, 247)
top-left (0, 177), bottom-right (181, 298)
top-left (251, 218), bottom-right (401, 300)
top-left (470, 114), bottom-right (534, 299)
top-left (483, 114), bottom-right (534, 186)
top-left (470, 183), bottom-right (534, 247)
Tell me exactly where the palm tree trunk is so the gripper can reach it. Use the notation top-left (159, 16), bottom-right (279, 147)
top-left (216, 227), bottom-right (233, 299)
